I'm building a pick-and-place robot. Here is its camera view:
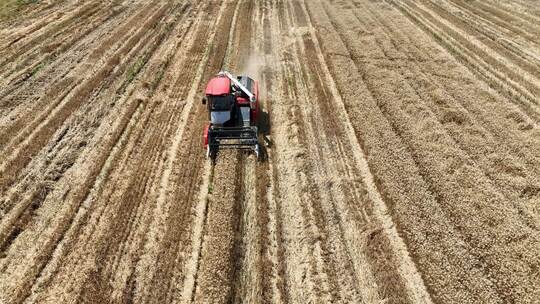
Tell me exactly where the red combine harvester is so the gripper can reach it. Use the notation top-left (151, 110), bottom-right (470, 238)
top-left (202, 71), bottom-right (260, 159)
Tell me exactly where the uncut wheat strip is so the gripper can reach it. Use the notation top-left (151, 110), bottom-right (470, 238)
top-left (482, 0), bottom-right (540, 27)
top-left (248, 4), bottom-right (308, 304)
top-left (439, 0), bottom-right (540, 72)
top-left (421, 0), bottom-right (540, 85)
top-left (298, 7), bottom-right (384, 302)
top-left (346, 27), bottom-right (539, 304)
top-left (257, 2), bottom-right (292, 301)
top-left (311, 1), bottom-right (436, 303)
top-left (292, 26), bottom-right (365, 304)
top-left (447, 0), bottom-right (540, 53)
top-left (254, 2), bottom-right (285, 302)
top-left (283, 1), bottom-right (368, 302)
top-left (269, 2), bottom-right (390, 302)
top-left (221, 0), bottom-right (244, 71)
top-left (388, 0), bottom-right (540, 122)
top-left (359, 0), bottom-right (540, 228)
top-left (275, 13), bottom-right (332, 299)
top-left (268, 44), bottom-right (325, 304)
top-left (150, 124), bottom-right (208, 304)
top-left (298, 1), bottom-right (421, 302)
top-left (281, 2), bottom-right (371, 302)
top-left (314, 1), bottom-right (506, 302)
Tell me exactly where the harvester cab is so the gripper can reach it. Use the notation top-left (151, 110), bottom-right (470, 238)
top-left (203, 71), bottom-right (260, 159)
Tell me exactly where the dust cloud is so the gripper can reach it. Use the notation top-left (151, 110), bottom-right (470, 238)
top-left (240, 53), bottom-right (266, 79)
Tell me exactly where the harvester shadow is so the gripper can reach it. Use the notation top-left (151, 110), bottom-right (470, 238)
top-left (258, 108), bottom-right (272, 162)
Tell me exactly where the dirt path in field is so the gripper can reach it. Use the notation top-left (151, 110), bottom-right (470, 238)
top-left (0, 1), bottom-right (538, 304)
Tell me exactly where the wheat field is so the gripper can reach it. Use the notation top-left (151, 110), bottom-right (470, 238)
top-left (0, 0), bottom-right (538, 303)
